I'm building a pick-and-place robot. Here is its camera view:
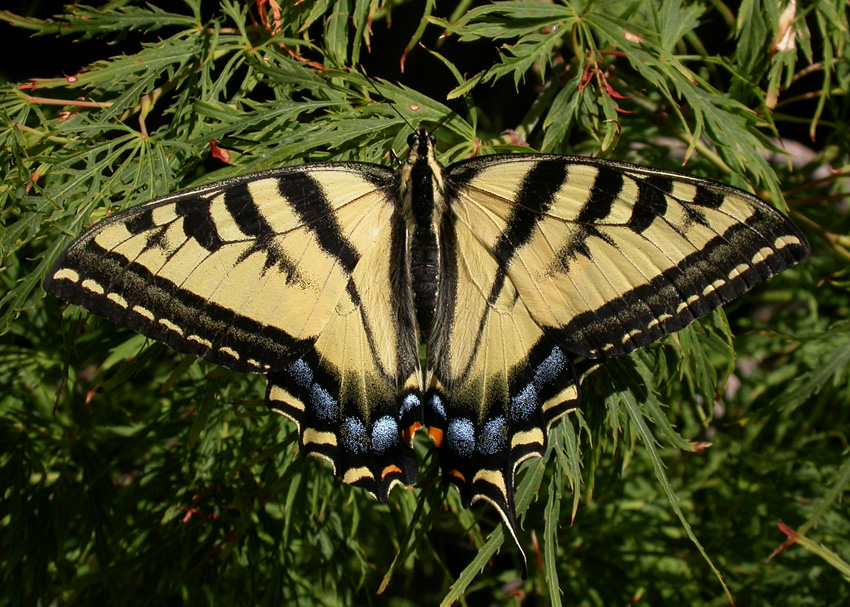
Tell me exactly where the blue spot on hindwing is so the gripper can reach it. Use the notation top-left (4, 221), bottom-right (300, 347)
top-left (371, 416), bottom-right (398, 453)
top-left (510, 346), bottom-right (567, 421)
top-left (428, 393), bottom-right (446, 418)
top-left (341, 417), bottom-right (368, 455)
top-left (400, 393), bottom-right (420, 417)
top-left (288, 358), bottom-right (313, 388)
top-left (480, 417), bottom-right (507, 455)
top-left (534, 346), bottom-right (565, 385)
top-left (510, 383), bottom-right (537, 421)
top-left (310, 384), bottom-right (338, 421)
top-left (447, 418), bottom-right (475, 457)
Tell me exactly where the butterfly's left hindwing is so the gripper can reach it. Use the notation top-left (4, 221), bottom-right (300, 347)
top-left (424, 197), bottom-right (587, 542)
top-left (45, 164), bottom-right (423, 500)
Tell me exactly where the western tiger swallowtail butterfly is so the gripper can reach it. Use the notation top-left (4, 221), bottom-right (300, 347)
top-left (44, 128), bottom-right (808, 558)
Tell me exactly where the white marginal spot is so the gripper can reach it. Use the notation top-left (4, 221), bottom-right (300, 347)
top-left (247, 358), bottom-right (261, 368)
top-left (219, 346), bottom-right (240, 360)
top-left (343, 466), bottom-right (374, 484)
top-left (541, 383), bottom-right (579, 413)
top-left (188, 334), bottom-right (212, 348)
top-left (512, 450), bottom-right (544, 470)
top-left (647, 313), bottom-right (673, 330)
top-left (686, 294), bottom-right (700, 305)
top-left (702, 279), bottom-right (725, 296)
top-left (305, 450), bottom-right (335, 469)
top-left (81, 279), bottom-right (104, 294)
top-left (676, 301), bottom-right (689, 313)
top-left (268, 404), bottom-right (301, 432)
top-left (107, 293), bottom-right (128, 308)
top-left (510, 428), bottom-right (544, 449)
top-left (157, 318), bottom-right (184, 335)
top-left (303, 428), bottom-right (338, 447)
top-left (621, 328), bottom-right (642, 345)
top-left (472, 469), bottom-right (508, 500)
top-left (775, 235), bottom-right (800, 250)
top-left (132, 305), bottom-right (154, 321)
top-left (580, 363), bottom-right (600, 381)
top-left (268, 384), bottom-right (306, 413)
top-left (752, 247), bottom-right (773, 264)
top-left (728, 264), bottom-right (750, 280)
top-left (602, 343), bottom-right (615, 352)
top-left (544, 405), bottom-right (578, 428)
top-left (53, 268), bottom-right (80, 283)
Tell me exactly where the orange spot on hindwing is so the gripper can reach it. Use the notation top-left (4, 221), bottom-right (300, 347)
top-left (381, 465), bottom-right (402, 478)
top-left (401, 422), bottom-right (421, 447)
top-left (447, 469), bottom-right (465, 483)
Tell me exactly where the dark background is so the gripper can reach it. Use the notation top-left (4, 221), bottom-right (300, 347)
top-left (1, 0), bottom-right (823, 148)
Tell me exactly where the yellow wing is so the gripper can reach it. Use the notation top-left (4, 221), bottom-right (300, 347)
top-left (461, 157), bottom-right (807, 357)
top-left (45, 164), bottom-right (423, 500)
top-left (425, 153), bottom-right (808, 545)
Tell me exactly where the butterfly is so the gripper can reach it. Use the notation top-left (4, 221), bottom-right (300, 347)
top-left (44, 127), bottom-right (809, 558)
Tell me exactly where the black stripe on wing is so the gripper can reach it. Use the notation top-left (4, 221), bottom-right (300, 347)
top-left (44, 238), bottom-right (306, 373)
top-left (551, 202), bottom-right (810, 358)
top-left (278, 173), bottom-right (361, 274)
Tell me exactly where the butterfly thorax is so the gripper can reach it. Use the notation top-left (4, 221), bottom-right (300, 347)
top-left (401, 129), bottom-right (445, 342)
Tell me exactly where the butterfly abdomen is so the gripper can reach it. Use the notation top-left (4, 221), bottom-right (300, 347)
top-left (404, 130), bottom-right (445, 341)
top-left (410, 223), bottom-right (439, 337)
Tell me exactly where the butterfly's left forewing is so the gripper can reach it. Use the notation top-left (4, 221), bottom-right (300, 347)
top-left (453, 156), bottom-right (809, 359)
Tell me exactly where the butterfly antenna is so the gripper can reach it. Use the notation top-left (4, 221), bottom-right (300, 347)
top-left (431, 95), bottom-right (466, 136)
top-left (356, 65), bottom-right (416, 133)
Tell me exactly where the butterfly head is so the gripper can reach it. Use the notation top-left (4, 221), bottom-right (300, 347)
top-left (405, 129), bottom-right (438, 165)
top-left (398, 128), bottom-right (446, 215)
